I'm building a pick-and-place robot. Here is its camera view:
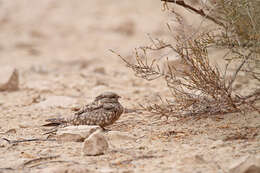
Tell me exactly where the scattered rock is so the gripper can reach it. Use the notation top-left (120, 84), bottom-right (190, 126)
top-left (82, 130), bottom-right (108, 156)
top-left (0, 138), bottom-right (10, 148)
top-left (62, 59), bottom-right (92, 69)
top-left (113, 19), bottom-right (135, 36)
top-left (20, 151), bottom-right (35, 159)
top-left (36, 165), bottom-right (94, 173)
top-left (160, 116), bottom-right (168, 121)
top-left (210, 140), bottom-right (224, 149)
top-left (56, 125), bottom-right (101, 142)
top-left (4, 128), bottom-right (16, 134)
top-left (95, 79), bottom-right (108, 86)
top-left (34, 96), bottom-right (77, 109)
top-left (93, 67), bottom-right (106, 75)
top-left (19, 122), bottom-right (31, 128)
top-left (0, 66), bottom-right (19, 91)
top-left (39, 148), bottom-right (53, 156)
top-left (229, 156), bottom-right (260, 173)
top-left (105, 131), bottom-right (135, 148)
top-left (71, 105), bottom-right (81, 112)
top-left (181, 154), bottom-right (206, 165)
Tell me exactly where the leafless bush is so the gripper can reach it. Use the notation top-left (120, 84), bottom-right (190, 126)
top-left (112, 0), bottom-right (260, 118)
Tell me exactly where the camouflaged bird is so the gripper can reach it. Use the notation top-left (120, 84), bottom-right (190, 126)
top-left (43, 92), bottom-right (124, 129)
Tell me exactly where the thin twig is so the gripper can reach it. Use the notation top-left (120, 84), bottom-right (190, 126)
top-left (227, 52), bottom-right (252, 91)
top-left (21, 155), bottom-right (60, 168)
top-left (161, 0), bottom-right (225, 27)
top-left (26, 160), bottom-right (80, 168)
top-left (2, 138), bottom-right (56, 144)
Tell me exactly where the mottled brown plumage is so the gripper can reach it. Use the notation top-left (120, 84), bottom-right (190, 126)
top-left (43, 92), bottom-right (124, 129)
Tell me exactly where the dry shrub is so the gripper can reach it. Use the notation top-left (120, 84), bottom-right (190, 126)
top-left (112, 0), bottom-right (260, 118)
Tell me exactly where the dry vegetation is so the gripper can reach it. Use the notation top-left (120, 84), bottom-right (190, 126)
top-left (114, 0), bottom-right (260, 118)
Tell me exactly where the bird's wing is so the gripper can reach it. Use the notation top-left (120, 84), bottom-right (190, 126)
top-left (74, 101), bottom-right (103, 116)
top-left (70, 104), bottom-right (111, 126)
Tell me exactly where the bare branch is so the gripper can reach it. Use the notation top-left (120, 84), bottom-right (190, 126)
top-left (228, 52), bottom-right (252, 91)
top-left (161, 0), bottom-right (225, 27)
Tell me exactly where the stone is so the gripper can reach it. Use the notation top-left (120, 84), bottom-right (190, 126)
top-left (229, 156), bottom-right (260, 173)
top-left (4, 128), bottom-right (16, 134)
top-left (0, 138), bottom-right (10, 148)
top-left (210, 140), bottom-right (224, 149)
top-left (34, 96), bottom-right (77, 109)
top-left (19, 122), bottom-right (31, 128)
top-left (0, 66), bottom-right (19, 91)
top-left (82, 130), bottom-right (108, 156)
top-left (180, 154), bottom-right (206, 165)
top-left (105, 131), bottom-right (135, 148)
top-left (93, 67), bottom-right (106, 75)
top-left (95, 79), bottom-right (107, 86)
top-left (56, 125), bottom-right (101, 142)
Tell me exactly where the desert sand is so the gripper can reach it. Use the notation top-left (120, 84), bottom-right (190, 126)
top-left (0, 1), bottom-right (259, 173)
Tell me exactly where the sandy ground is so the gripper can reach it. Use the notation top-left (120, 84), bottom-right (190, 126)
top-left (0, 1), bottom-right (259, 173)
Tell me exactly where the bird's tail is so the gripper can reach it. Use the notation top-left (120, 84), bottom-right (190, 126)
top-left (42, 118), bottom-right (67, 127)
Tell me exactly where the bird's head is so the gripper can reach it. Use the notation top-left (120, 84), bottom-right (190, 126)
top-left (95, 92), bottom-right (121, 103)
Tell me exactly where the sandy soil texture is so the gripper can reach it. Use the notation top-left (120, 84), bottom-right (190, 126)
top-left (0, 1), bottom-right (259, 173)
